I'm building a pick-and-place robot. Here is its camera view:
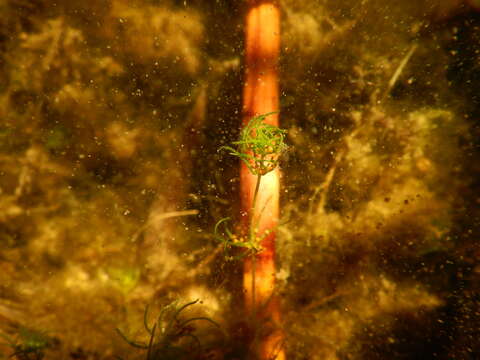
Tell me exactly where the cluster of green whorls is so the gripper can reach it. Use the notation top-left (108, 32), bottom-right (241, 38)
top-left (220, 112), bottom-right (287, 176)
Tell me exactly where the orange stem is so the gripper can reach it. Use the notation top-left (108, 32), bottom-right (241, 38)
top-left (241, 1), bottom-right (284, 359)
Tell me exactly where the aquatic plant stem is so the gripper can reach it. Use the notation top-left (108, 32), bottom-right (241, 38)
top-left (250, 174), bottom-right (262, 241)
top-left (250, 174), bottom-right (262, 320)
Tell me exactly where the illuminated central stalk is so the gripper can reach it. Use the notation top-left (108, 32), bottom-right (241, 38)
top-left (241, 1), bottom-right (284, 359)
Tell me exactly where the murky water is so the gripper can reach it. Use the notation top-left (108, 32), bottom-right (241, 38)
top-left (0, 1), bottom-right (479, 359)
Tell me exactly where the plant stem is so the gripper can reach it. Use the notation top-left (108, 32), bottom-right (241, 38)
top-left (250, 174), bottom-right (262, 242)
top-left (250, 174), bottom-right (262, 318)
top-left (251, 254), bottom-right (257, 320)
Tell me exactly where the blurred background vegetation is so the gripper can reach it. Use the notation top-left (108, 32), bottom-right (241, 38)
top-left (0, 0), bottom-right (478, 359)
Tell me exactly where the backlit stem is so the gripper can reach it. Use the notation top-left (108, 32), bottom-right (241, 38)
top-left (241, 1), bottom-right (284, 359)
top-left (250, 174), bottom-right (262, 320)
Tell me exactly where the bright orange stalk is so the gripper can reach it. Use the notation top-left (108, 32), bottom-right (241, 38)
top-left (241, 1), bottom-right (284, 359)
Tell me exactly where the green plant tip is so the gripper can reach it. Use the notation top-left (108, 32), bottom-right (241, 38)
top-left (220, 112), bottom-right (287, 176)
